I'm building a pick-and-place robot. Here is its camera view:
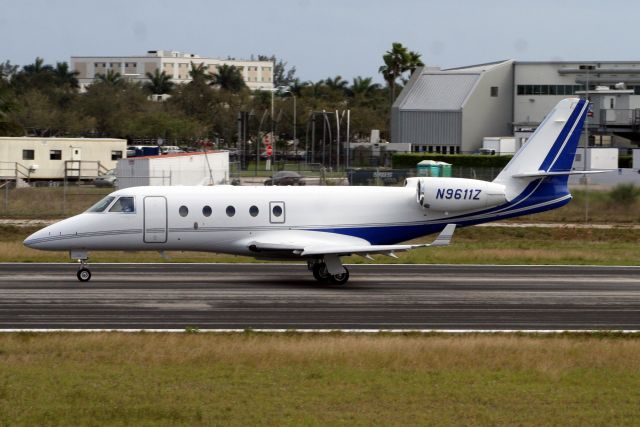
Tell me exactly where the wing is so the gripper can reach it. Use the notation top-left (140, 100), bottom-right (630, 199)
top-left (246, 224), bottom-right (456, 259)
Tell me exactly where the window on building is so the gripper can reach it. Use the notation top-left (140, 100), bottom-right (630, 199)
top-left (50, 150), bottom-right (62, 160)
top-left (111, 150), bottom-right (123, 161)
top-left (22, 149), bottom-right (34, 160)
top-left (490, 86), bottom-right (499, 97)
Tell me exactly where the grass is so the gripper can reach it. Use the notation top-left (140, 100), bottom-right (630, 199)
top-left (1, 333), bottom-right (640, 426)
top-left (4, 225), bottom-right (640, 265)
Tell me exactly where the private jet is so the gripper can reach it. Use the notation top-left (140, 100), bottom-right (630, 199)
top-left (24, 98), bottom-right (592, 284)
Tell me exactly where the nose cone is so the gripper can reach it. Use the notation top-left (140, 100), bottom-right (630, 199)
top-left (23, 228), bottom-right (49, 249)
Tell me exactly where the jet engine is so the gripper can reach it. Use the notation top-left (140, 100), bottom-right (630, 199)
top-left (409, 177), bottom-right (506, 212)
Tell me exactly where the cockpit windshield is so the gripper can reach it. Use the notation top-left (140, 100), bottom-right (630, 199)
top-left (109, 196), bottom-right (135, 213)
top-left (86, 196), bottom-right (115, 213)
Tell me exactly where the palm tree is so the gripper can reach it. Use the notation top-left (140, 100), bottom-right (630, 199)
top-left (324, 75), bottom-right (348, 93)
top-left (144, 69), bottom-right (174, 94)
top-left (22, 57), bottom-right (53, 75)
top-left (95, 69), bottom-right (123, 86)
top-left (379, 42), bottom-right (411, 103)
top-left (188, 62), bottom-right (211, 84)
top-left (347, 76), bottom-right (380, 98)
top-left (407, 51), bottom-right (424, 75)
top-left (210, 64), bottom-right (246, 92)
top-left (53, 62), bottom-right (79, 89)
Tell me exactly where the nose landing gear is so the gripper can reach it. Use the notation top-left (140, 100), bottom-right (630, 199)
top-left (71, 250), bottom-right (91, 282)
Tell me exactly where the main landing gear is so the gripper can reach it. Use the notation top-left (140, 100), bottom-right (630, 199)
top-left (308, 256), bottom-right (350, 285)
top-left (71, 250), bottom-right (91, 282)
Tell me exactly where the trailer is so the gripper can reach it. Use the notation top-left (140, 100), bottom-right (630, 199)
top-left (0, 137), bottom-right (127, 181)
top-left (116, 151), bottom-right (230, 189)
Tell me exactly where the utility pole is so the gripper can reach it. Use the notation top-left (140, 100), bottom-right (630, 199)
top-left (579, 64), bottom-right (594, 222)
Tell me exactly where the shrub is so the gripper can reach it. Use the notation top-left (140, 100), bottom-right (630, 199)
top-left (608, 184), bottom-right (640, 205)
top-left (392, 153), bottom-right (513, 169)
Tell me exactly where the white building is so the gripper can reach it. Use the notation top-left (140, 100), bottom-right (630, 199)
top-left (0, 137), bottom-right (127, 180)
top-left (71, 50), bottom-right (274, 92)
top-left (116, 151), bottom-right (230, 189)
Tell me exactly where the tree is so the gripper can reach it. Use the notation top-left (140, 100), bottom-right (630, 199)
top-left (0, 61), bottom-right (18, 82)
top-left (324, 75), bottom-right (349, 93)
top-left (210, 64), bottom-right (246, 92)
top-left (11, 57), bottom-right (56, 92)
top-left (347, 76), bottom-right (380, 98)
top-left (378, 42), bottom-right (423, 103)
top-left (53, 62), bottom-right (79, 90)
top-left (95, 69), bottom-right (123, 86)
top-left (407, 51), bottom-right (424, 75)
top-left (144, 69), bottom-right (174, 95)
top-left (188, 62), bottom-right (212, 85)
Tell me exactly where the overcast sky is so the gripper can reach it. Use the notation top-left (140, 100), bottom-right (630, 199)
top-left (1, 0), bottom-right (637, 83)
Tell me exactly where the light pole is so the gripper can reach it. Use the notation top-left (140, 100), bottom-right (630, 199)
top-left (278, 87), bottom-right (297, 160)
top-left (579, 64), bottom-right (595, 222)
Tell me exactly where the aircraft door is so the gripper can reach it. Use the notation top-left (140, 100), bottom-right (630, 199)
top-left (269, 201), bottom-right (285, 223)
top-left (144, 196), bottom-right (167, 243)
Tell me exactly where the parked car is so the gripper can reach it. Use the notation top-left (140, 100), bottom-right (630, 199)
top-left (264, 171), bottom-right (305, 186)
top-left (93, 169), bottom-right (117, 187)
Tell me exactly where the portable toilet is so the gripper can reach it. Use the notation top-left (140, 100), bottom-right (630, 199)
top-left (437, 161), bottom-right (452, 177)
top-left (417, 160), bottom-right (439, 177)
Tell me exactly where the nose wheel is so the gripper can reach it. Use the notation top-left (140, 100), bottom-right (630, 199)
top-left (77, 267), bottom-right (91, 282)
top-left (72, 252), bottom-right (91, 282)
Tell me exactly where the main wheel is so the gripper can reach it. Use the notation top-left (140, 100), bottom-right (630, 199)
top-left (77, 268), bottom-right (91, 282)
top-left (329, 268), bottom-right (350, 285)
top-left (312, 263), bottom-right (330, 281)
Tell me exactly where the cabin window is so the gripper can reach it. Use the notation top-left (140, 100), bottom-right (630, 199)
top-left (272, 205), bottom-right (283, 217)
top-left (249, 205), bottom-right (259, 217)
top-left (226, 206), bottom-right (235, 217)
top-left (22, 150), bottom-right (35, 160)
top-left (111, 150), bottom-right (123, 161)
top-left (202, 205), bottom-right (212, 217)
top-left (179, 205), bottom-right (189, 217)
top-left (86, 196), bottom-right (115, 213)
top-left (50, 150), bottom-right (62, 160)
top-left (109, 197), bottom-right (135, 213)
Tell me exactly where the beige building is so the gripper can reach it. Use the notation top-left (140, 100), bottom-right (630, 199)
top-left (0, 137), bottom-right (127, 180)
top-left (71, 50), bottom-right (274, 92)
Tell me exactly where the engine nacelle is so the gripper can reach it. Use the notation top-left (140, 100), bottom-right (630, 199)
top-left (409, 177), bottom-right (506, 212)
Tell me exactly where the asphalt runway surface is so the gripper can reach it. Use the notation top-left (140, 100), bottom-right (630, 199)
top-left (1, 263), bottom-right (639, 330)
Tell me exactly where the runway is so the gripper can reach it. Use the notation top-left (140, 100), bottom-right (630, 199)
top-left (0, 263), bottom-right (639, 330)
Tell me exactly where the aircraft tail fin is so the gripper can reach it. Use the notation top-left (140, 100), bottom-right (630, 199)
top-left (493, 98), bottom-right (589, 189)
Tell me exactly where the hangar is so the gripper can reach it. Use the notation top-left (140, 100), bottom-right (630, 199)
top-left (393, 60), bottom-right (640, 153)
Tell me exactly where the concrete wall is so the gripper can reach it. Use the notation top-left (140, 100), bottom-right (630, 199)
top-left (461, 61), bottom-right (514, 153)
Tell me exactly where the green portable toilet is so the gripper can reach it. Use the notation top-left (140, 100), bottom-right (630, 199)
top-left (417, 160), bottom-right (439, 177)
top-left (437, 161), bottom-right (452, 177)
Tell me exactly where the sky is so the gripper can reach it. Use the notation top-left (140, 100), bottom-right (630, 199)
top-left (1, 0), bottom-right (638, 83)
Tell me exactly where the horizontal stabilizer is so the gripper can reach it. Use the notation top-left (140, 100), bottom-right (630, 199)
top-left (512, 170), bottom-right (609, 178)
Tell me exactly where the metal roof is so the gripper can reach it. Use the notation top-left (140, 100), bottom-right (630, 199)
top-left (396, 73), bottom-right (480, 111)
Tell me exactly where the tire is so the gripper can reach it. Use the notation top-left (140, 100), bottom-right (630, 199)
top-left (312, 263), bottom-right (330, 281)
top-left (329, 268), bottom-right (350, 285)
top-left (77, 268), bottom-right (91, 282)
